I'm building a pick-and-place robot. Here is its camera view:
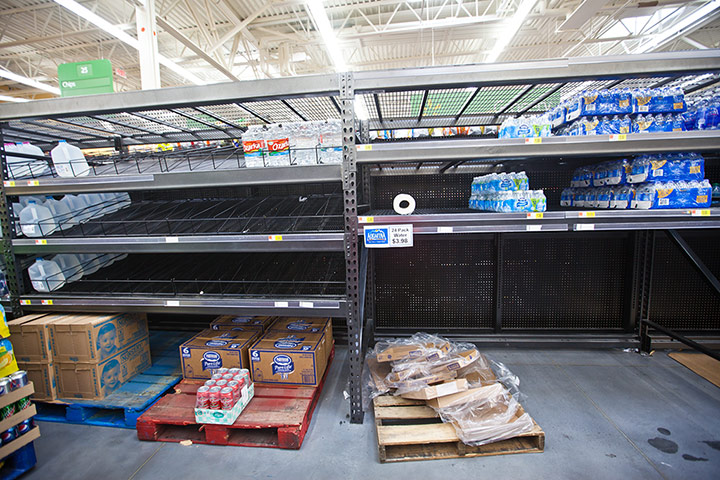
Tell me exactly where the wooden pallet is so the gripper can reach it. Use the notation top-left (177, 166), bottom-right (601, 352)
top-left (136, 346), bottom-right (333, 450)
top-left (373, 395), bottom-right (544, 463)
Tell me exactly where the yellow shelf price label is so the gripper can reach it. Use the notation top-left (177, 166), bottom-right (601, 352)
top-left (356, 145), bottom-right (372, 151)
top-left (20, 300), bottom-right (31, 305)
top-left (34, 239), bottom-right (47, 245)
top-left (578, 211), bottom-right (596, 218)
top-left (358, 216), bottom-right (374, 223)
top-left (3, 181), bottom-right (15, 187)
top-left (527, 212), bottom-right (543, 219)
top-left (690, 209), bottom-right (710, 217)
top-left (609, 134), bottom-right (627, 142)
top-left (26, 180), bottom-right (40, 186)
top-left (524, 138), bottom-right (542, 144)
top-left (268, 235), bottom-right (283, 241)
top-left (41, 299), bottom-right (53, 305)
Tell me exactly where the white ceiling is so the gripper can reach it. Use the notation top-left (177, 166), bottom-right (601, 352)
top-left (1, 0), bottom-right (719, 99)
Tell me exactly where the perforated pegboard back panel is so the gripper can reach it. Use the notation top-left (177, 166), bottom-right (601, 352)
top-left (501, 233), bottom-right (629, 329)
top-left (374, 237), bottom-right (495, 330)
top-left (650, 230), bottom-right (720, 331)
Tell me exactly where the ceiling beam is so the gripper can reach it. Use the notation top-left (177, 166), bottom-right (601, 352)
top-left (156, 17), bottom-right (239, 81)
top-left (208, 3), bottom-right (272, 54)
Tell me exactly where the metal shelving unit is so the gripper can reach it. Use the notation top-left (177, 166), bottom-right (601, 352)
top-left (2, 50), bottom-right (720, 424)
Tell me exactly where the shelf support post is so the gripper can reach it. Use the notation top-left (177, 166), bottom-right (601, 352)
top-left (340, 72), bottom-right (363, 424)
top-left (0, 124), bottom-right (26, 316)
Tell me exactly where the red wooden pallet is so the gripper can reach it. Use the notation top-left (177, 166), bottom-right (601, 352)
top-left (136, 347), bottom-right (334, 449)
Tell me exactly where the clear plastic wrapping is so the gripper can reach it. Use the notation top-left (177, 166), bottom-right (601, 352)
top-left (432, 383), bottom-right (535, 446)
top-left (364, 333), bottom-right (532, 446)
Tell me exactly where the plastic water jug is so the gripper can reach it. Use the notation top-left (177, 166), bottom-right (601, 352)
top-left (20, 196), bottom-right (46, 207)
top-left (28, 257), bottom-right (66, 292)
top-left (59, 195), bottom-right (88, 223)
top-left (78, 254), bottom-right (102, 275)
top-left (115, 192), bottom-right (132, 209)
top-left (19, 200), bottom-right (57, 237)
top-left (82, 193), bottom-right (105, 219)
top-left (51, 140), bottom-right (90, 177)
top-left (52, 254), bottom-right (84, 283)
top-left (44, 196), bottom-right (75, 230)
top-left (18, 142), bottom-right (50, 177)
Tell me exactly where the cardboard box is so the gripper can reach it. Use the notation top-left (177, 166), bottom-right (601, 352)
top-left (267, 317), bottom-right (333, 338)
top-left (8, 314), bottom-right (55, 363)
top-left (426, 383), bottom-right (505, 409)
top-left (20, 362), bottom-right (57, 401)
top-left (376, 341), bottom-right (451, 363)
top-left (258, 330), bottom-right (330, 364)
top-left (400, 379), bottom-right (468, 400)
top-left (180, 329), bottom-right (259, 380)
top-left (430, 348), bottom-right (481, 375)
top-left (55, 335), bottom-right (151, 400)
top-left (249, 330), bottom-right (331, 386)
top-left (210, 316), bottom-right (276, 333)
top-left (389, 370), bottom-right (457, 389)
top-left (50, 312), bottom-right (148, 363)
top-left (194, 382), bottom-right (254, 425)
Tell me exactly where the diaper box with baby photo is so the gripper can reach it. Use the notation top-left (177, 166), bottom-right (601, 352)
top-left (7, 313), bottom-right (53, 363)
top-left (50, 312), bottom-right (148, 363)
top-left (54, 335), bottom-right (151, 399)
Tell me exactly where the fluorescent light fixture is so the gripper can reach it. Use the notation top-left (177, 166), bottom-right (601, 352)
top-left (0, 68), bottom-right (61, 95)
top-left (636, 0), bottom-right (720, 53)
top-left (557, 0), bottom-right (609, 32)
top-left (0, 94), bottom-right (30, 103)
top-left (485, 0), bottom-right (539, 63)
top-left (305, 0), bottom-right (347, 71)
top-left (354, 96), bottom-right (369, 121)
top-left (53, 0), bottom-right (207, 85)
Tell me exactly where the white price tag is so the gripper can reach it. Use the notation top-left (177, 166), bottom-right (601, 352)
top-left (526, 225), bottom-right (542, 232)
top-left (165, 236), bottom-right (179, 243)
top-left (437, 226), bottom-right (453, 233)
top-left (299, 301), bottom-right (314, 308)
top-left (690, 209), bottom-right (711, 217)
top-left (165, 300), bottom-right (180, 307)
top-left (364, 224), bottom-right (413, 248)
top-left (274, 301), bottom-right (289, 308)
top-left (576, 224), bottom-right (595, 231)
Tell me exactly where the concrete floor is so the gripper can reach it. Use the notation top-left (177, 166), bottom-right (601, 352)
top-left (23, 346), bottom-right (720, 480)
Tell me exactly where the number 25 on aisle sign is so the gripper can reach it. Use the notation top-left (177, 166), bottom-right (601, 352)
top-left (364, 225), bottom-right (414, 248)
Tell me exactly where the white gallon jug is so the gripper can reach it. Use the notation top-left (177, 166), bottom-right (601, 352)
top-left (28, 257), bottom-right (66, 292)
top-left (51, 140), bottom-right (90, 177)
top-left (19, 200), bottom-right (57, 237)
top-left (52, 254), bottom-right (84, 283)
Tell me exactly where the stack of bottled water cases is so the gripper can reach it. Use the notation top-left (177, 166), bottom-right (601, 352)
top-left (549, 87), bottom-right (693, 137)
top-left (561, 152), bottom-right (711, 210)
top-left (469, 172), bottom-right (547, 212)
top-left (241, 120), bottom-right (342, 168)
top-left (498, 115), bottom-right (552, 139)
top-left (680, 87), bottom-right (719, 131)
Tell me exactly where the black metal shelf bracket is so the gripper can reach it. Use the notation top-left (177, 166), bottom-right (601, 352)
top-left (340, 72), bottom-right (364, 424)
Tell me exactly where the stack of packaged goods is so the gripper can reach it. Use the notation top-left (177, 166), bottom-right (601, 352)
top-left (9, 313), bottom-right (150, 400)
top-left (364, 333), bottom-right (534, 447)
top-left (552, 87), bottom-right (687, 136)
top-left (0, 305), bottom-right (40, 463)
top-left (194, 367), bottom-right (254, 425)
top-left (469, 172), bottom-right (547, 213)
top-left (241, 120), bottom-right (342, 168)
top-left (681, 87), bottom-right (719, 131)
top-left (561, 152), bottom-right (712, 210)
top-left (498, 115), bottom-right (552, 139)
top-left (249, 317), bottom-right (333, 387)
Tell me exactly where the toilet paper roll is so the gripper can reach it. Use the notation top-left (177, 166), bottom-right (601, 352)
top-left (393, 193), bottom-right (416, 215)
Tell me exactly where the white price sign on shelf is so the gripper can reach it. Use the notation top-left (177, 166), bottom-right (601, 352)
top-left (364, 224), bottom-right (413, 248)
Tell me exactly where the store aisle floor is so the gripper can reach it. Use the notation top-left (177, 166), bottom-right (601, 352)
top-left (24, 346), bottom-right (720, 480)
